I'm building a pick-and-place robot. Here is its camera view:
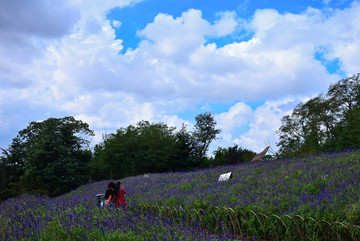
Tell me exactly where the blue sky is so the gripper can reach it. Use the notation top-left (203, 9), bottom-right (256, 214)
top-left (0, 0), bottom-right (359, 155)
top-left (108, 0), bottom-right (352, 51)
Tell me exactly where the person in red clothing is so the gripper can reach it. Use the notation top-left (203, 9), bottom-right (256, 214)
top-left (114, 181), bottom-right (126, 210)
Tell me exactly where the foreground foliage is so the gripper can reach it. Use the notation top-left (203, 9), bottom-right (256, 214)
top-left (1, 150), bottom-right (360, 240)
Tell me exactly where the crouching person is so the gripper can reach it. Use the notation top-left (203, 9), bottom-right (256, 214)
top-left (104, 181), bottom-right (116, 208)
top-left (114, 181), bottom-right (127, 210)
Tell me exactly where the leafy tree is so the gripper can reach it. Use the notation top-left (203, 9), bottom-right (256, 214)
top-left (328, 73), bottom-right (360, 150)
top-left (92, 121), bottom-right (199, 180)
top-left (277, 74), bottom-right (360, 157)
top-left (0, 162), bottom-right (5, 200)
top-left (193, 112), bottom-right (221, 158)
top-left (0, 137), bottom-right (28, 199)
top-left (277, 95), bottom-right (339, 157)
top-left (212, 145), bottom-right (256, 166)
top-left (335, 104), bottom-right (360, 150)
top-left (174, 124), bottom-right (202, 170)
top-left (296, 95), bottom-right (337, 153)
top-left (328, 73), bottom-right (360, 113)
top-left (1, 116), bottom-right (94, 197)
top-left (276, 111), bottom-right (304, 157)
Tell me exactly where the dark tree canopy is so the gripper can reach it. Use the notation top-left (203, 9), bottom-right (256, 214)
top-left (92, 121), bottom-right (201, 180)
top-left (212, 145), bottom-right (256, 166)
top-left (0, 116), bottom-right (94, 198)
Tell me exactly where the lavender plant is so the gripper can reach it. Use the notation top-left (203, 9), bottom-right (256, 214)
top-left (1, 149), bottom-right (359, 240)
top-left (126, 149), bottom-right (360, 219)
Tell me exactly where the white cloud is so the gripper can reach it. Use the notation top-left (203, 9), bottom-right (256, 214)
top-left (233, 97), bottom-right (298, 152)
top-left (112, 20), bottom-right (122, 28)
top-left (160, 115), bottom-right (192, 131)
top-left (0, 0), bottom-right (80, 38)
top-left (324, 2), bottom-right (360, 74)
top-left (0, 0), bottom-right (80, 88)
top-left (250, 9), bottom-right (281, 38)
top-left (212, 11), bottom-right (238, 36)
top-left (216, 102), bottom-right (253, 132)
top-left (137, 9), bottom-right (210, 62)
top-left (212, 97), bottom-right (298, 153)
top-left (1, 0), bottom-right (360, 153)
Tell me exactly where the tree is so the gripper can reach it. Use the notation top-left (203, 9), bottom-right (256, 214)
top-left (328, 73), bottom-right (360, 113)
top-left (212, 145), bottom-right (256, 166)
top-left (92, 121), bottom-right (199, 180)
top-left (193, 112), bottom-right (221, 158)
top-left (1, 137), bottom-right (28, 199)
top-left (328, 74), bottom-right (360, 150)
top-left (175, 124), bottom-right (202, 170)
top-left (276, 95), bottom-right (337, 157)
top-left (276, 74), bottom-right (360, 157)
top-left (335, 104), bottom-right (360, 150)
top-left (1, 116), bottom-right (94, 197)
top-left (276, 112), bottom-right (304, 157)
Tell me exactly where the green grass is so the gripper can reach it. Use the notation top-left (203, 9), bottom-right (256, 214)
top-left (1, 149), bottom-right (360, 240)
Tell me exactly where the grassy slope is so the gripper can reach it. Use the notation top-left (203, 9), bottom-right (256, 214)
top-left (123, 150), bottom-right (360, 219)
top-left (61, 149), bottom-right (360, 220)
top-left (1, 149), bottom-right (360, 240)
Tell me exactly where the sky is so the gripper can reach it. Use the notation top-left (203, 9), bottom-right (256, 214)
top-left (0, 0), bottom-right (359, 155)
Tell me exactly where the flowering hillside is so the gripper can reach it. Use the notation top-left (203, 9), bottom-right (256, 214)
top-left (125, 150), bottom-right (360, 218)
top-left (1, 149), bottom-right (360, 240)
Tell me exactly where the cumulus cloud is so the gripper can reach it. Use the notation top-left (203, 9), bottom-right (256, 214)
top-left (1, 0), bottom-right (360, 152)
top-left (212, 97), bottom-right (298, 153)
top-left (323, 2), bottom-right (360, 74)
top-left (137, 9), bottom-right (212, 62)
top-left (0, 0), bottom-right (80, 38)
top-left (216, 102), bottom-right (253, 132)
top-left (0, 0), bottom-right (80, 88)
top-left (212, 11), bottom-right (238, 36)
top-left (234, 97), bottom-right (298, 152)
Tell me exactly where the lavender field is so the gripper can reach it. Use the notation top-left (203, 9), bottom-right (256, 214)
top-left (1, 150), bottom-right (360, 240)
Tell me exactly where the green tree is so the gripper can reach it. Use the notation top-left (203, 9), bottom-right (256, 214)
top-left (277, 95), bottom-right (337, 157)
top-left (335, 104), bottom-right (360, 150)
top-left (212, 145), bottom-right (256, 166)
top-left (92, 121), bottom-right (199, 180)
top-left (193, 112), bottom-right (221, 158)
top-left (0, 137), bottom-right (28, 199)
top-left (276, 74), bottom-right (360, 157)
top-left (276, 111), bottom-right (304, 157)
top-left (296, 95), bottom-right (337, 153)
top-left (175, 124), bottom-right (202, 170)
top-left (328, 73), bottom-right (360, 113)
top-left (328, 73), bottom-right (360, 150)
top-left (1, 116), bottom-right (94, 197)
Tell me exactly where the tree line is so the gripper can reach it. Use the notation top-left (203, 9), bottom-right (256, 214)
top-left (2, 73), bottom-right (358, 200)
top-left (0, 113), bottom-right (255, 200)
top-left (276, 73), bottom-right (360, 157)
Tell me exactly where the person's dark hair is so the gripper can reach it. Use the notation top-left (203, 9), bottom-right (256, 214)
top-left (107, 181), bottom-right (116, 189)
top-left (105, 181), bottom-right (116, 200)
top-left (114, 181), bottom-right (121, 196)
